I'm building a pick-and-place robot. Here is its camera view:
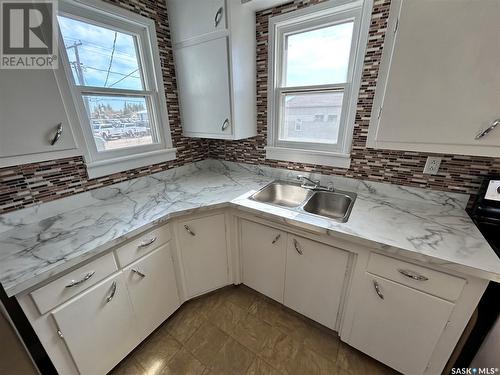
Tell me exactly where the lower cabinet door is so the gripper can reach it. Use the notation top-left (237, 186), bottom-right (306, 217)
top-left (178, 213), bottom-right (229, 297)
top-left (284, 236), bottom-right (349, 329)
top-left (240, 220), bottom-right (286, 302)
top-left (347, 274), bottom-right (455, 375)
top-left (124, 243), bottom-right (180, 340)
top-left (51, 273), bottom-right (135, 375)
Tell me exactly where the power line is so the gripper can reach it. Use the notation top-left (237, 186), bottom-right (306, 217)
top-left (108, 69), bottom-right (140, 88)
top-left (104, 32), bottom-right (118, 87)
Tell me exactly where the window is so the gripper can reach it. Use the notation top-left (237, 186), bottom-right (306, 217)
top-left (266, 0), bottom-right (372, 168)
top-left (58, 1), bottom-right (175, 178)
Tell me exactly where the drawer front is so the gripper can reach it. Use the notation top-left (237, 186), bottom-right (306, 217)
top-left (30, 252), bottom-right (117, 315)
top-left (115, 225), bottom-right (171, 267)
top-left (367, 253), bottom-right (466, 301)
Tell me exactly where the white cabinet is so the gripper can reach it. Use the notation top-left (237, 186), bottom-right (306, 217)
top-left (367, 0), bottom-right (500, 157)
top-left (0, 62), bottom-right (81, 167)
top-left (124, 243), bottom-right (180, 341)
top-left (51, 273), bottom-right (136, 375)
top-left (177, 213), bottom-right (229, 297)
top-left (284, 235), bottom-right (349, 330)
top-left (347, 274), bottom-right (455, 375)
top-left (240, 220), bottom-right (286, 302)
top-left (168, 0), bottom-right (226, 43)
top-left (175, 37), bottom-right (232, 137)
top-left (168, 0), bottom-right (256, 140)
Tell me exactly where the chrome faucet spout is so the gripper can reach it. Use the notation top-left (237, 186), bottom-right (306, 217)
top-left (297, 175), bottom-right (334, 192)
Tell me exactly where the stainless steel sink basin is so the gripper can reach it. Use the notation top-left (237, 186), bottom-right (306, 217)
top-left (250, 181), bottom-right (312, 207)
top-left (302, 191), bottom-right (356, 222)
top-left (249, 181), bottom-right (357, 222)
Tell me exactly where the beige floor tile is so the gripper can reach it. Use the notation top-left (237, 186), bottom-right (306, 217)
top-left (285, 346), bottom-right (338, 375)
top-left (301, 324), bottom-right (340, 362)
top-left (185, 322), bottom-right (230, 366)
top-left (248, 298), bottom-right (286, 326)
top-left (222, 285), bottom-right (259, 310)
top-left (246, 357), bottom-right (283, 375)
top-left (109, 357), bottom-right (145, 375)
top-left (210, 337), bottom-right (255, 375)
top-left (208, 300), bottom-right (246, 334)
top-left (337, 342), bottom-right (399, 375)
top-left (164, 302), bottom-right (206, 343)
top-left (230, 312), bottom-right (273, 353)
top-left (161, 348), bottom-right (206, 375)
top-left (258, 327), bottom-right (301, 374)
top-left (134, 330), bottom-right (181, 372)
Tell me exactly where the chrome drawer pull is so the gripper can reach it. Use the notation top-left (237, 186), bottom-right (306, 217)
top-left (214, 6), bottom-right (223, 27)
top-left (131, 269), bottom-right (146, 278)
top-left (65, 271), bottom-right (95, 288)
top-left (221, 118), bottom-right (229, 131)
top-left (184, 225), bottom-right (196, 236)
top-left (293, 239), bottom-right (303, 255)
top-left (106, 281), bottom-right (117, 303)
top-left (272, 234), bottom-right (281, 244)
top-left (475, 119), bottom-right (500, 140)
top-left (373, 280), bottom-right (384, 299)
top-left (398, 269), bottom-right (429, 281)
top-left (57, 329), bottom-right (64, 339)
top-left (50, 123), bottom-right (63, 145)
top-left (138, 236), bottom-right (157, 248)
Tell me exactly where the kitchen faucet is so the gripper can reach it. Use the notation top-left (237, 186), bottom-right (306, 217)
top-left (297, 175), bottom-right (334, 192)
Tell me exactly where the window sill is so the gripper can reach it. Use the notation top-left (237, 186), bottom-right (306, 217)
top-left (86, 148), bottom-right (177, 179)
top-left (265, 146), bottom-right (351, 168)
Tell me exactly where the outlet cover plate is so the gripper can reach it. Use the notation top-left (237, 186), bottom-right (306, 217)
top-left (423, 157), bottom-right (442, 175)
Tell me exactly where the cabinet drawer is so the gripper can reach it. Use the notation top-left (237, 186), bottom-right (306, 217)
top-left (367, 253), bottom-right (466, 301)
top-left (30, 253), bottom-right (117, 315)
top-left (115, 225), bottom-right (171, 267)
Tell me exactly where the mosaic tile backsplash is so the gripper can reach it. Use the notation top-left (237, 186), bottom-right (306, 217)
top-left (1, 0), bottom-right (499, 215)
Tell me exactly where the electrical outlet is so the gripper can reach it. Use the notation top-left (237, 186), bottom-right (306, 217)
top-left (423, 157), bottom-right (441, 175)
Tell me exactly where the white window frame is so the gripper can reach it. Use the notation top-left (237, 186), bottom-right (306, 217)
top-left (265, 0), bottom-right (373, 168)
top-left (58, 0), bottom-right (175, 178)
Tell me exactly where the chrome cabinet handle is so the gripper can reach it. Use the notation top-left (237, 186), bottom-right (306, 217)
top-left (57, 329), bottom-right (64, 339)
top-left (184, 225), bottom-right (196, 236)
top-left (475, 119), bottom-right (500, 140)
top-left (221, 118), bottom-right (229, 131)
top-left (106, 281), bottom-right (117, 303)
top-left (50, 123), bottom-right (63, 145)
top-left (373, 280), bottom-right (384, 300)
top-left (271, 234), bottom-right (281, 244)
top-left (293, 239), bottom-right (303, 255)
top-left (398, 269), bottom-right (429, 281)
top-left (214, 6), bottom-right (223, 27)
top-left (65, 271), bottom-right (95, 288)
top-left (138, 236), bottom-right (157, 248)
top-left (131, 269), bottom-right (146, 278)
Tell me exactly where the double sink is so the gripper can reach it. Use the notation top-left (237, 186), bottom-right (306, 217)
top-left (249, 181), bottom-right (357, 223)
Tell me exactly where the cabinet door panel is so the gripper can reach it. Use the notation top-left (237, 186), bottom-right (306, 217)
top-left (241, 220), bottom-right (286, 302)
top-left (348, 274), bottom-right (454, 375)
top-left (167, 0), bottom-right (226, 43)
top-left (51, 273), bottom-right (135, 375)
top-left (0, 69), bottom-right (77, 157)
top-left (175, 37), bottom-right (232, 136)
top-left (124, 243), bottom-right (180, 340)
top-left (284, 236), bottom-right (349, 329)
top-left (178, 214), bottom-right (229, 297)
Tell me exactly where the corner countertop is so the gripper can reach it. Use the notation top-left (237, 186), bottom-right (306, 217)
top-left (1, 160), bottom-right (499, 297)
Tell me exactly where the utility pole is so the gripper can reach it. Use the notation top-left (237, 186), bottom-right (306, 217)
top-left (67, 41), bottom-right (92, 117)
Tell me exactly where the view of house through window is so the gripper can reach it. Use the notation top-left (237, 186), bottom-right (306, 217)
top-left (58, 16), bottom-right (157, 152)
top-left (278, 20), bottom-right (354, 147)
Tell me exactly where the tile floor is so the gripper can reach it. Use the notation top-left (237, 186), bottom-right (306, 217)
top-left (110, 285), bottom-right (399, 375)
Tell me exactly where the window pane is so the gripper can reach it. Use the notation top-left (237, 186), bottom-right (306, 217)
top-left (284, 22), bottom-right (354, 87)
top-left (58, 16), bottom-right (143, 90)
top-left (280, 91), bottom-right (343, 144)
top-left (83, 95), bottom-right (156, 151)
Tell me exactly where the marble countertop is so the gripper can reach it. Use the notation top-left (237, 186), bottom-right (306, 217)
top-left (1, 160), bottom-right (499, 297)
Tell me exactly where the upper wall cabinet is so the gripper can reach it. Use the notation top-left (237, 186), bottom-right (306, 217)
top-left (0, 64), bottom-right (81, 167)
top-left (167, 0), bottom-right (257, 140)
top-left (367, 0), bottom-right (500, 157)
